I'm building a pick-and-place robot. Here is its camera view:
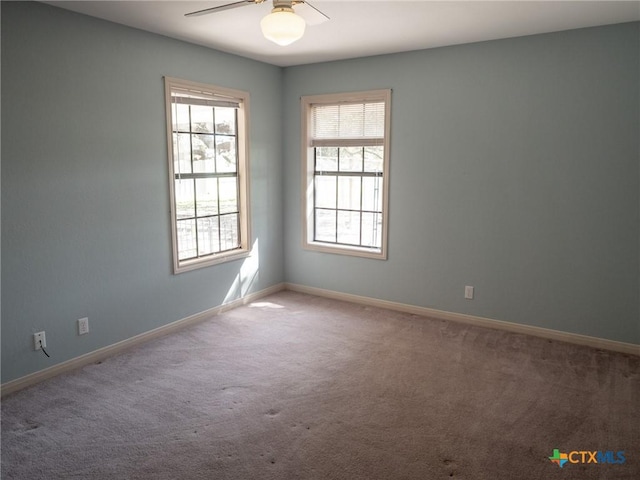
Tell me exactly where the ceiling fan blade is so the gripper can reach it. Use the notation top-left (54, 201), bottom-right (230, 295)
top-left (295, 1), bottom-right (329, 26)
top-left (185, 0), bottom-right (257, 18)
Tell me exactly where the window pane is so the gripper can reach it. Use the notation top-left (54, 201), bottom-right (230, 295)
top-left (197, 217), bottom-right (220, 256)
top-left (173, 133), bottom-right (192, 174)
top-left (337, 176), bottom-right (361, 210)
top-left (167, 79), bottom-right (250, 271)
top-left (364, 146), bottom-right (384, 172)
top-left (191, 105), bottom-right (214, 133)
top-left (315, 176), bottom-right (336, 209)
top-left (303, 91), bottom-right (389, 257)
top-left (177, 219), bottom-right (197, 260)
top-left (175, 179), bottom-right (195, 219)
top-left (339, 147), bottom-right (363, 172)
top-left (174, 103), bottom-right (190, 132)
top-left (361, 212), bottom-right (382, 248)
top-left (315, 147), bottom-right (338, 172)
top-left (220, 213), bottom-right (239, 251)
top-left (315, 209), bottom-right (336, 242)
top-left (362, 176), bottom-right (382, 212)
top-left (337, 210), bottom-right (361, 245)
top-left (192, 134), bottom-right (215, 173)
top-left (195, 178), bottom-right (218, 217)
top-left (219, 177), bottom-right (238, 214)
top-left (216, 135), bottom-right (237, 173)
top-left (215, 107), bottom-right (236, 135)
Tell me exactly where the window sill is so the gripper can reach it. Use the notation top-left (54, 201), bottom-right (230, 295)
top-left (174, 248), bottom-right (251, 274)
top-left (303, 241), bottom-right (387, 260)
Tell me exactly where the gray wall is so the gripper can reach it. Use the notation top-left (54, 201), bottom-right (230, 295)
top-left (1, 2), bottom-right (284, 383)
top-left (283, 23), bottom-right (640, 344)
top-left (2, 2), bottom-right (638, 384)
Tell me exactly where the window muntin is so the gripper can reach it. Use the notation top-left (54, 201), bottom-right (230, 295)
top-left (165, 77), bottom-right (250, 273)
top-left (302, 90), bottom-right (391, 259)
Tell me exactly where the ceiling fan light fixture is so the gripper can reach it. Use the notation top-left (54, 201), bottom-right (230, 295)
top-left (260, 7), bottom-right (306, 46)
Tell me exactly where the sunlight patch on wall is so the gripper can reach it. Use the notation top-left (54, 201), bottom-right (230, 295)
top-left (224, 239), bottom-right (260, 304)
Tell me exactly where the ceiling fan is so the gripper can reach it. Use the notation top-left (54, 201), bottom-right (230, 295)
top-left (185, 0), bottom-right (330, 46)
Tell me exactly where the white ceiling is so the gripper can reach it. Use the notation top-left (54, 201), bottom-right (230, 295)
top-left (44, 1), bottom-right (640, 67)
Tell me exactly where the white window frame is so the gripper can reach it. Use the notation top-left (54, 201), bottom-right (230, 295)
top-left (301, 89), bottom-right (391, 259)
top-left (164, 77), bottom-right (251, 274)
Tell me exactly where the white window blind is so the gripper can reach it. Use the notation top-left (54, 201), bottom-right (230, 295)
top-left (171, 86), bottom-right (241, 109)
top-left (311, 102), bottom-right (385, 147)
top-left (302, 89), bottom-right (391, 260)
top-left (172, 95), bottom-right (239, 109)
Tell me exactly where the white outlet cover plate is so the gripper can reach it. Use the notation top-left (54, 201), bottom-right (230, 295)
top-left (33, 331), bottom-right (46, 350)
top-left (78, 317), bottom-right (89, 335)
top-left (465, 286), bottom-right (474, 299)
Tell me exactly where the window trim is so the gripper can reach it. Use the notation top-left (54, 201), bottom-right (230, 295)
top-left (301, 89), bottom-right (391, 260)
top-left (164, 76), bottom-right (251, 274)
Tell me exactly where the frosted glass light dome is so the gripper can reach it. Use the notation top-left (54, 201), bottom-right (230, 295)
top-left (260, 9), bottom-right (306, 46)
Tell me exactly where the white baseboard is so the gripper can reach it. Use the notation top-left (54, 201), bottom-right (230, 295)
top-left (3, 281), bottom-right (637, 397)
top-left (1, 283), bottom-right (286, 398)
top-left (284, 283), bottom-right (640, 357)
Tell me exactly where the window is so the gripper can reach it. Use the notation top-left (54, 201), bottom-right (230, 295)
top-left (301, 90), bottom-right (391, 259)
top-left (164, 77), bottom-right (251, 273)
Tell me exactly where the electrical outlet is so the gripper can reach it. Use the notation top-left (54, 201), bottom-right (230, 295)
top-left (78, 317), bottom-right (89, 335)
top-left (464, 286), bottom-right (474, 300)
top-left (33, 331), bottom-right (46, 350)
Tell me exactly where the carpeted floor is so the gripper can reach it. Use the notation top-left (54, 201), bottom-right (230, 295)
top-left (2, 290), bottom-right (639, 479)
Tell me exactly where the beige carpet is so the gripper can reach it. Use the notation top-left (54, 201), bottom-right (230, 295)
top-left (2, 291), bottom-right (639, 479)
